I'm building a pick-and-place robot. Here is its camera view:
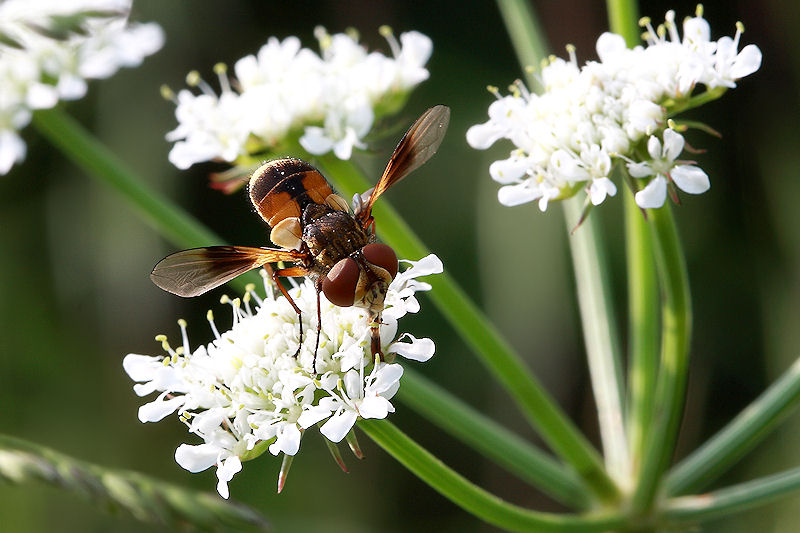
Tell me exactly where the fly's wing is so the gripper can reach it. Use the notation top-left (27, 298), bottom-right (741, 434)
top-left (359, 105), bottom-right (450, 222)
top-left (150, 246), bottom-right (305, 297)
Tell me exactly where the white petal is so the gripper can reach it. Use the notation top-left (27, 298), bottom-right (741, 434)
top-left (466, 122), bottom-right (504, 149)
top-left (671, 165), bottom-right (710, 194)
top-left (626, 161), bottom-right (653, 178)
top-left (216, 456), bottom-right (242, 499)
top-left (0, 130), bottom-right (26, 174)
top-left (298, 405), bottom-right (333, 429)
top-left (357, 396), bottom-right (392, 419)
top-left (401, 254), bottom-right (443, 277)
top-left (57, 74), bottom-right (88, 100)
top-left (268, 424), bottom-right (301, 456)
top-left (498, 183), bottom-right (540, 206)
top-left (661, 129), bottom-right (685, 162)
top-left (683, 17), bottom-right (711, 44)
top-left (389, 334), bottom-right (435, 362)
top-left (595, 32), bottom-right (627, 62)
top-left (299, 126), bottom-right (333, 155)
top-left (731, 44), bottom-right (762, 79)
top-left (646, 135), bottom-right (663, 160)
top-left (589, 177), bottom-right (617, 206)
top-left (138, 394), bottom-right (184, 422)
top-left (320, 410), bottom-right (358, 443)
top-left (489, 156), bottom-right (529, 184)
top-left (26, 83), bottom-right (59, 110)
top-left (371, 364), bottom-right (404, 393)
top-left (635, 176), bottom-right (667, 209)
top-left (175, 443), bottom-right (219, 473)
top-left (122, 354), bottom-right (161, 382)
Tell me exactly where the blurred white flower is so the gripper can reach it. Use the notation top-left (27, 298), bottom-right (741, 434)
top-left (0, 0), bottom-right (164, 174)
top-left (467, 7), bottom-right (761, 213)
top-left (124, 254), bottom-right (442, 498)
top-left (165, 26), bottom-right (432, 175)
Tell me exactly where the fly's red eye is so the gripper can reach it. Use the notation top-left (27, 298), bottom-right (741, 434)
top-left (362, 243), bottom-right (398, 280)
top-left (323, 258), bottom-right (360, 307)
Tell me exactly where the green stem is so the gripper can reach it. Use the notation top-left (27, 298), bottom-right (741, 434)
top-left (623, 188), bottom-right (659, 480)
top-left (399, 367), bottom-right (591, 509)
top-left (493, 0), bottom-right (621, 503)
top-left (563, 198), bottom-right (627, 482)
top-left (359, 420), bottom-right (626, 532)
top-left (666, 356), bottom-right (800, 495)
top-left (31, 106), bottom-right (258, 293)
top-left (319, 154), bottom-right (619, 503)
top-left (631, 205), bottom-right (692, 512)
top-left (667, 87), bottom-right (728, 116)
top-left (0, 434), bottom-right (269, 531)
top-left (605, 0), bottom-right (640, 46)
top-left (663, 466), bottom-right (800, 526)
top-left (32, 107), bottom-right (219, 250)
top-left (495, 0), bottom-right (548, 92)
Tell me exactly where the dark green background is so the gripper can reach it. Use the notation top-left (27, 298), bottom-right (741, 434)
top-left (2, 1), bottom-right (799, 531)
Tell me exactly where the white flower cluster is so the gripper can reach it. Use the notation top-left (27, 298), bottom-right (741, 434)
top-left (467, 9), bottom-right (762, 211)
top-left (166, 27), bottom-right (432, 171)
top-left (123, 255), bottom-right (442, 498)
top-left (0, 0), bottom-right (164, 174)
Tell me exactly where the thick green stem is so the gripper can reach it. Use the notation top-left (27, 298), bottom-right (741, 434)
top-left (31, 106), bottom-right (258, 293)
top-left (32, 108), bottom-right (220, 250)
top-left (563, 198), bottom-right (627, 482)
top-left (319, 154), bottom-right (619, 503)
top-left (631, 205), bottom-right (692, 512)
top-left (495, 0), bottom-right (548, 92)
top-left (492, 0), bottom-right (620, 503)
top-left (623, 189), bottom-right (659, 480)
top-left (663, 466), bottom-right (800, 526)
top-left (666, 356), bottom-right (800, 495)
top-left (359, 420), bottom-right (626, 532)
top-left (0, 434), bottom-right (269, 531)
top-left (398, 367), bottom-right (591, 509)
top-left (605, 0), bottom-right (640, 46)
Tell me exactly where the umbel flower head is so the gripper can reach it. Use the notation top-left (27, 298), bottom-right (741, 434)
top-left (123, 254), bottom-right (442, 499)
top-left (0, 0), bottom-right (164, 174)
top-left (164, 25), bottom-right (432, 189)
top-left (467, 7), bottom-right (761, 212)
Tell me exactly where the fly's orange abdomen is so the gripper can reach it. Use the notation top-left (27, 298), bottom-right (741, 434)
top-left (249, 158), bottom-right (334, 228)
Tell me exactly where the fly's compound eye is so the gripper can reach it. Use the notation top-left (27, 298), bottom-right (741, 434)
top-left (323, 257), bottom-right (360, 307)
top-left (362, 243), bottom-right (398, 280)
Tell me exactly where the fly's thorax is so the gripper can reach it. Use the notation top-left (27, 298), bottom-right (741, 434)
top-left (301, 204), bottom-right (371, 273)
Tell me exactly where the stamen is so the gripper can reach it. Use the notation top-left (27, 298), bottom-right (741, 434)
top-left (159, 84), bottom-right (176, 103)
top-left (185, 70), bottom-right (216, 97)
top-left (178, 318), bottom-right (190, 356)
top-left (313, 26), bottom-right (332, 54)
top-left (207, 309), bottom-right (221, 340)
top-left (213, 62), bottom-right (231, 94)
top-left (379, 25), bottom-right (400, 57)
top-left (566, 43), bottom-right (577, 66)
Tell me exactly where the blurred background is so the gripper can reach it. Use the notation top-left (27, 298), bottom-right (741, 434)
top-left (1, 1), bottom-right (799, 531)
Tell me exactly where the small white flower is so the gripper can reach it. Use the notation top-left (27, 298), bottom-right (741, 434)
top-left (125, 255), bottom-right (441, 498)
top-left (467, 8), bottom-right (759, 214)
top-left (0, 0), bottom-right (164, 174)
top-left (303, 362), bottom-right (403, 443)
top-left (629, 129), bottom-right (710, 208)
top-left (165, 26), bottom-right (432, 173)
